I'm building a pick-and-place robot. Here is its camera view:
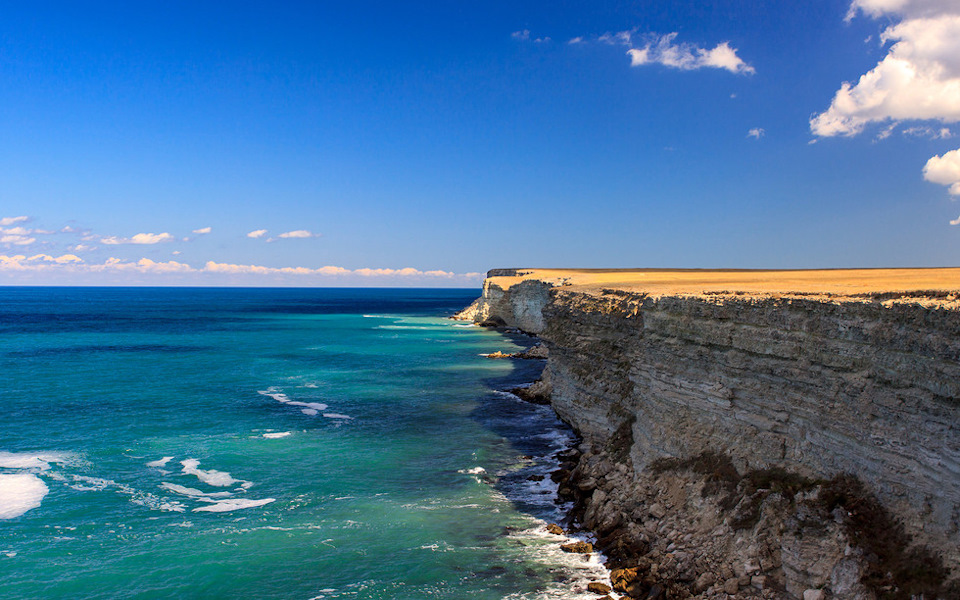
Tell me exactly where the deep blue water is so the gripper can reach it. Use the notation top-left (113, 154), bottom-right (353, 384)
top-left (0, 288), bottom-right (606, 599)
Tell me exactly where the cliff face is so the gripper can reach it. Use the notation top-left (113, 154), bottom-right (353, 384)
top-left (462, 270), bottom-right (960, 598)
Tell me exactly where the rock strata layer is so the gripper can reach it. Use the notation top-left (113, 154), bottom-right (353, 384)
top-left (458, 268), bottom-right (960, 599)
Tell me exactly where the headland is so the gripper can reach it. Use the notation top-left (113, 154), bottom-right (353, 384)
top-left (458, 267), bottom-right (960, 600)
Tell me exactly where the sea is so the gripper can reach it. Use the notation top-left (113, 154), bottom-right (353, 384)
top-left (0, 287), bottom-right (610, 599)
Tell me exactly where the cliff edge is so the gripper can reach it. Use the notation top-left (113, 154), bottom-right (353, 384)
top-left (459, 268), bottom-right (960, 600)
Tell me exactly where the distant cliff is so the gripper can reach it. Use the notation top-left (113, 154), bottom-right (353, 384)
top-left (459, 268), bottom-right (960, 599)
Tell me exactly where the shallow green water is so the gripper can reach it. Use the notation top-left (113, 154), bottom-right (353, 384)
top-left (0, 288), bottom-right (606, 599)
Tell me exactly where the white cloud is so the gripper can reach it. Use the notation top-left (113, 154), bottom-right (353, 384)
top-left (847, 0), bottom-right (960, 20)
top-left (247, 229), bottom-right (268, 239)
top-left (923, 148), bottom-right (960, 194)
top-left (101, 232), bottom-right (174, 245)
top-left (811, 5), bottom-right (960, 137)
top-left (950, 215), bottom-right (960, 225)
top-left (747, 128), bottom-right (765, 139)
top-left (511, 29), bottom-right (550, 43)
top-left (623, 32), bottom-right (754, 74)
top-left (0, 252), bottom-right (483, 285)
top-left (568, 36), bottom-right (584, 45)
top-left (2, 227), bottom-right (31, 236)
top-left (202, 262), bottom-right (476, 279)
top-left (90, 258), bottom-right (195, 273)
top-left (27, 254), bottom-right (83, 264)
top-left (276, 230), bottom-right (316, 239)
top-left (813, 2), bottom-right (960, 200)
top-left (0, 216), bottom-right (28, 226)
top-left (0, 254), bottom-right (84, 270)
top-left (902, 125), bottom-right (953, 138)
top-left (192, 227), bottom-right (212, 234)
top-left (0, 235), bottom-right (36, 246)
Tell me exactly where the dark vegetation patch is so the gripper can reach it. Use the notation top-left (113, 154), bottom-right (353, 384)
top-left (650, 452), bottom-right (955, 599)
top-left (819, 475), bottom-right (955, 600)
top-left (605, 416), bottom-right (636, 465)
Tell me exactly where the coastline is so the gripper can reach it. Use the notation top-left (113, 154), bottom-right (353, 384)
top-left (458, 267), bottom-right (960, 600)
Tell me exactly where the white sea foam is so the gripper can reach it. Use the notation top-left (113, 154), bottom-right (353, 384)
top-left (192, 497), bottom-right (275, 512)
top-left (289, 401), bottom-right (328, 411)
top-left (0, 473), bottom-right (49, 519)
top-left (160, 482), bottom-right (234, 498)
top-left (262, 432), bottom-right (292, 439)
top-left (180, 459), bottom-right (245, 488)
top-left (67, 475), bottom-right (187, 513)
top-left (322, 413), bottom-right (353, 420)
top-left (146, 456), bottom-right (174, 468)
top-left (458, 467), bottom-right (486, 475)
top-left (453, 323), bottom-right (476, 328)
top-left (258, 387), bottom-right (327, 414)
top-left (258, 388), bottom-right (291, 402)
top-left (0, 451), bottom-right (74, 471)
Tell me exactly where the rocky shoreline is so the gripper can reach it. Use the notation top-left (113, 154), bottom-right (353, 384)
top-left (459, 268), bottom-right (960, 600)
top-left (488, 330), bottom-right (957, 600)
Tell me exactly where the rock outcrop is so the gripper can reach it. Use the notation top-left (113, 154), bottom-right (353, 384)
top-left (462, 268), bottom-right (960, 599)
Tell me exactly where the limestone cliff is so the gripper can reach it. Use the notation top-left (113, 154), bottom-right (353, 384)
top-left (461, 268), bottom-right (960, 599)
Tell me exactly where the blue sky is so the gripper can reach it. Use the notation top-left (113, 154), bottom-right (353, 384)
top-left (2, 0), bottom-right (959, 286)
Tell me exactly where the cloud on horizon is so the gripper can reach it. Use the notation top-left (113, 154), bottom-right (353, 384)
top-left (101, 232), bottom-right (175, 245)
top-left (0, 254), bottom-right (482, 283)
top-left (192, 227), bottom-right (212, 234)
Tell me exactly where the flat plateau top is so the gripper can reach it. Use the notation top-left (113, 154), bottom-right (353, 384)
top-left (488, 268), bottom-right (960, 300)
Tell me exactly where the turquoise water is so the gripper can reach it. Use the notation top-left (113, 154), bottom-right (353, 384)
top-left (0, 288), bottom-right (606, 599)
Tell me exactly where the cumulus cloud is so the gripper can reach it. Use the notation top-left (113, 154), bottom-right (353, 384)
top-left (84, 258), bottom-right (195, 273)
top-left (247, 229), bottom-right (268, 239)
top-left (0, 218), bottom-right (58, 247)
top-left (950, 215), bottom-right (960, 225)
top-left (28, 254), bottom-right (83, 264)
top-left (811, 3), bottom-right (960, 137)
top-left (192, 227), bottom-right (212, 234)
top-left (276, 230), bottom-right (317, 239)
top-left (923, 148), bottom-right (960, 194)
top-left (813, 1), bottom-right (960, 201)
top-left (1, 234), bottom-right (36, 246)
top-left (747, 128), bottom-right (766, 139)
top-left (0, 254), bottom-right (84, 270)
top-left (620, 32), bottom-right (754, 74)
top-left (101, 232), bottom-right (174, 245)
top-left (626, 35), bottom-right (753, 74)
